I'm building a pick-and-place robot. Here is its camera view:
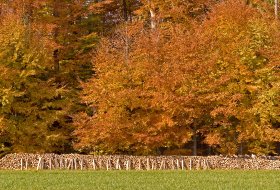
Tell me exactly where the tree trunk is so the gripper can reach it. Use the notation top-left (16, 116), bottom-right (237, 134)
top-left (149, 9), bottom-right (156, 29)
top-left (23, 1), bottom-right (32, 47)
top-left (53, 0), bottom-right (60, 73)
top-left (53, 49), bottom-right (59, 73)
top-left (239, 143), bottom-right (244, 155)
top-left (122, 0), bottom-right (128, 22)
top-left (192, 126), bottom-right (197, 156)
top-left (275, 0), bottom-right (278, 19)
top-left (148, 0), bottom-right (156, 29)
top-left (122, 0), bottom-right (129, 64)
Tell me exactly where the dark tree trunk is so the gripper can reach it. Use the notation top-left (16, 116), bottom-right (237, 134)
top-left (53, 0), bottom-right (60, 73)
top-left (239, 143), bottom-right (244, 155)
top-left (122, 0), bottom-right (128, 22)
top-left (53, 49), bottom-right (59, 73)
top-left (275, 0), bottom-right (279, 19)
top-left (192, 126), bottom-right (197, 156)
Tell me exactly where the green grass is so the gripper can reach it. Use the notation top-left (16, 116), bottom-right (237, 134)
top-left (0, 170), bottom-right (279, 190)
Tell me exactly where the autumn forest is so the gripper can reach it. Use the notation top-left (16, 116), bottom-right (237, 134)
top-left (0, 0), bottom-right (279, 157)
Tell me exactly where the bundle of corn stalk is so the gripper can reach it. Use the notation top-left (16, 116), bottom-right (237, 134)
top-left (0, 154), bottom-right (279, 170)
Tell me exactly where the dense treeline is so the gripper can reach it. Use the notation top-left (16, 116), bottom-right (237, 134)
top-left (0, 0), bottom-right (279, 156)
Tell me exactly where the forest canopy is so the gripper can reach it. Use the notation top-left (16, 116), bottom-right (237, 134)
top-left (0, 0), bottom-right (279, 156)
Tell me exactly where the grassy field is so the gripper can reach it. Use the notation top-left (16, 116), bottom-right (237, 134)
top-left (0, 170), bottom-right (279, 190)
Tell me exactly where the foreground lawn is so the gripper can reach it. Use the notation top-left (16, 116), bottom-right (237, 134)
top-left (0, 170), bottom-right (279, 190)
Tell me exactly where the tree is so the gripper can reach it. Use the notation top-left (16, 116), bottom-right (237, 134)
top-left (1, 0), bottom-right (279, 156)
top-left (74, 0), bottom-right (219, 155)
top-left (0, 12), bottom-right (75, 153)
top-left (75, 0), bottom-right (280, 156)
top-left (194, 0), bottom-right (280, 155)
top-left (0, 0), bottom-right (99, 153)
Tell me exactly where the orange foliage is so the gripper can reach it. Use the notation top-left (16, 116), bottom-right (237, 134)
top-left (74, 0), bottom-right (280, 155)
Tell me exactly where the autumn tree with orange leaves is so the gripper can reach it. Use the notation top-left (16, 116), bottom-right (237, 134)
top-left (0, 0), bottom-right (99, 154)
top-left (0, 0), bottom-right (279, 156)
top-left (74, 0), bottom-right (280, 155)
